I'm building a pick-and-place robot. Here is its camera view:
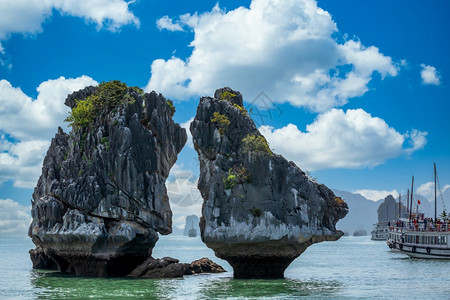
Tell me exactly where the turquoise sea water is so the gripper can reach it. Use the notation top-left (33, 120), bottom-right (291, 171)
top-left (1, 235), bottom-right (449, 299)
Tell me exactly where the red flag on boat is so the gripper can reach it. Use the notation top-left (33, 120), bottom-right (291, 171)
top-left (418, 199), bottom-right (421, 205)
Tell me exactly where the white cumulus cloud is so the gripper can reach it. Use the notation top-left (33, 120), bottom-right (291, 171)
top-left (0, 140), bottom-right (50, 188)
top-left (353, 189), bottom-right (399, 202)
top-left (180, 117), bottom-right (194, 148)
top-left (0, 199), bottom-right (31, 236)
top-left (405, 129), bottom-right (427, 154)
top-left (416, 182), bottom-right (435, 199)
top-left (0, 76), bottom-right (98, 188)
top-left (259, 108), bottom-right (427, 171)
top-left (156, 16), bottom-right (184, 32)
top-left (51, 0), bottom-right (140, 31)
top-left (420, 64), bottom-right (441, 85)
top-left (417, 182), bottom-right (450, 199)
top-left (147, 0), bottom-right (398, 112)
top-left (166, 164), bottom-right (202, 229)
top-left (0, 76), bottom-right (98, 141)
top-left (0, 0), bottom-right (138, 46)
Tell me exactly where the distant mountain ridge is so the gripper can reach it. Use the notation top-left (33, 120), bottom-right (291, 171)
top-left (333, 189), bottom-right (380, 234)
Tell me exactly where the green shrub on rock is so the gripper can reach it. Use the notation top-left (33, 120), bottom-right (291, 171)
top-left (241, 134), bottom-right (272, 156)
top-left (233, 103), bottom-right (248, 116)
top-left (65, 80), bottom-right (135, 129)
top-left (335, 197), bottom-right (345, 206)
top-left (166, 100), bottom-right (176, 116)
top-left (232, 165), bottom-right (251, 183)
top-left (219, 91), bottom-right (237, 102)
top-left (223, 171), bottom-right (237, 190)
top-left (211, 112), bottom-right (230, 136)
top-left (65, 99), bottom-right (96, 128)
top-left (101, 137), bottom-right (110, 151)
top-left (222, 166), bottom-right (251, 190)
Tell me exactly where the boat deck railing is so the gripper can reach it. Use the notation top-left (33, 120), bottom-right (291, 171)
top-left (389, 222), bottom-right (450, 233)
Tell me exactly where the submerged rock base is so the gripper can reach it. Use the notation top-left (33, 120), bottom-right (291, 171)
top-left (226, 256), bottom-right (294, 279)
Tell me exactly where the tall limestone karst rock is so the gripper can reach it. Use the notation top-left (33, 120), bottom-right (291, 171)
top-left (190, 88), bottom-right (348, 278)
top-left (29, 81), bottom-right (187, 276)
top-left (377, 194), bottom-right (400, 222)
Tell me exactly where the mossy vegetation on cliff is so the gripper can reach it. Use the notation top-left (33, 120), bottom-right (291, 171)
top-left (219, 91), bottom-right (237, 101)
top-left (241, 134), bottom-right (272, 156)
top-left (222, 166), bottom-right (251, 190)
top-left (211, 112), bottom-right (230, 135)
top-left (335, 197), bottom-right (346, 206)
top-left (65, 80), bottom-right (139, 128)
top-left (233, 103), bottom-right (249, 117)
top-left (166, 100), bottom-right (176, 116)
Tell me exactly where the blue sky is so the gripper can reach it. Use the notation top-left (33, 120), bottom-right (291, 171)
top-left (0, 0), bottom-right (449, 233)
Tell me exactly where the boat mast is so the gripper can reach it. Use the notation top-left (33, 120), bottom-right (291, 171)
top-left (434, 162), bottom-right (437, 222)
top-left (410, 176), bottom-right (414, 223)
top-left (399, 193), bottom-right (401, 219)
top-left (407, 189), bottom-right (410, 219)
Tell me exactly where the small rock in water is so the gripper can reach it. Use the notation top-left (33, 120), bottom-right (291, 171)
top-left (127, 257), bottom-right (226, 278)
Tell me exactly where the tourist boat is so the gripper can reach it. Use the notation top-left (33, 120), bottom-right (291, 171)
top-left (388, 163), bottom-right (450, 259)
top-left (371, 221), bottom-right (390, 241)
top-left (389, 225), bottom-right (450, 258)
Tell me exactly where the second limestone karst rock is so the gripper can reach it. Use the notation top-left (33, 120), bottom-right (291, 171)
top-left (190, 87), bottom-right (348, 278)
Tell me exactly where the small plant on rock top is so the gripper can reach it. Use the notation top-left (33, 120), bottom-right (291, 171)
top-left (219, 91), bottom-right (237, 102)
top-left (65, 80), bottom-right (134, 129)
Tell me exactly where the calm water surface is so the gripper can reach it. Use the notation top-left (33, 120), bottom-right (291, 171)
top-left (1, 236), bottom-right (449, 299)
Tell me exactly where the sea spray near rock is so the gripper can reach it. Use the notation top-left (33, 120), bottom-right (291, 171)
top-left (29, 81), bottom-right (187, 276)
top-left (191, 87), bottom-right (349, 278)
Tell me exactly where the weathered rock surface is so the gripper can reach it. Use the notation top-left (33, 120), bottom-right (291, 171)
top-left (127, 257), bottom-right (225, 278)
top-left (29, 82), bottom-right (186, 276)
top-left (29, 247), bottom-right (57, 270)
top-left (190, 87), bottom-right (348, 278)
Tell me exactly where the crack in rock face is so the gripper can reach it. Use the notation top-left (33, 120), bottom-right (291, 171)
top-left (29, 82), bottom-right (187, 276)
top-left (190, 87), bottom-right (348, 278)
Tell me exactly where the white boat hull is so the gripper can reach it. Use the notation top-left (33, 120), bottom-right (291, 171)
top-left (393, 243), bottom-right (450, 259)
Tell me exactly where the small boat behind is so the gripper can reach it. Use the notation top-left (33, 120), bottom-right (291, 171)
top-left (371, 221), bottom-right (389, 241)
